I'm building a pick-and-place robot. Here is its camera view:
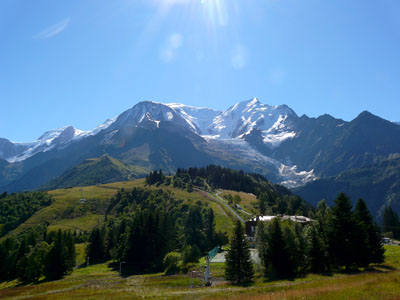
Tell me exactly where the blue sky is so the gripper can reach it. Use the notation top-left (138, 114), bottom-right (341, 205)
top-left (1, 0), bottom-right (399, 142)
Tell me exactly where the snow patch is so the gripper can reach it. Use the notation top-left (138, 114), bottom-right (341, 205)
top-left (166, 103), bottom-right (221, 135)
top-left (262, 131), bottom-right (296, 147)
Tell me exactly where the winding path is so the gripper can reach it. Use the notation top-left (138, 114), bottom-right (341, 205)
top-left (212, 191), bottom-right (246, 223)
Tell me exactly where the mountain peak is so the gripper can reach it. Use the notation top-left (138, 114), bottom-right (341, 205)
top-left (207, 98), bottom-right (297, 145)
top-left (110, 100), bottom-right (190, 131)
top-left (352, 110), bottom-right (384, 124)
top-left (357, 110), bottom-right (374, 118)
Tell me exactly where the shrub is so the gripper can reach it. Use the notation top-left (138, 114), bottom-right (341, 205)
top-left (163, 252), bottom-right (181, 275)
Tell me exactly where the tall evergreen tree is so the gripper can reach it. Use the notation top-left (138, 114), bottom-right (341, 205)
top-left (21, 241), bottom-right (50, 282)
top-left (281, 225), bottom-right (300, 277)
top-left (44, 230), bottom-right (69, 280)
top-left (184, 206), bottom-right (205, 251)
top-left (307, 224), bottom-right (328, 273)
top-left (382, 206), bottom-right (400, 239)
top-left (263, 218), bottom-right (296, 279)
top-left (328, 193), bottom-right (358, 270)
top-left (255, 222), bottom-right (267, 271)
top-left (15, 237), bottom-right (29, 279)
top-left (65, 231), bottom-right (76, 270)
top-left (204, 208), bottom-right (216, 251)
top-left (354, 198), bottom-right (384, 264)
top-left (258, 193), bottom-right (267, 216)
top-left (86, 227), bottom-right (106, 264)
top-left (225, 220), bottom-right (254, 285)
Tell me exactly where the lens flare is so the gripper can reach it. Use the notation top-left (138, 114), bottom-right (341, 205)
top-left (201, 0), bottom-right (228, 27)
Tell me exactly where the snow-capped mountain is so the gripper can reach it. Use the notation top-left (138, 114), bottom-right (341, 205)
top-left (2, 99), bottom-right (400, 219)
top-left (166, 103), bottom-right (221, 135)
top-left (7, 126), bottom-right (88, 163)
top-left (0, 98), bottom-right (311, 188)
top-left (1, 98), bottom-right (301, 163)
top-left (206, 98), bottom-right (298, 147)
top-left (0, 138), bottom-right (28, 161)
top-left (108, 101), bottom-right (191, 131)
top-left (0, 115), bottom-right (118, 163)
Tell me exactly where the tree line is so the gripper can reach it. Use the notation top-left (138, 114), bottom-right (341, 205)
top-left (147, 165), bottom-right (281, 195)
top-left (87, 187), bottom-right (227, 273)
top-left (0, 224), bottom-right (76, 283)
top-left (146, 165), bottom-right (313, 217)
top-left (0, 191), bottom-right (53, 238)
top-left (225, 193), bottom-right (384, 284)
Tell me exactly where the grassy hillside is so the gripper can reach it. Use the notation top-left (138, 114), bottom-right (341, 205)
top-left (42, 155), bottom-right (148, 190)
top-left (2, 176), bottom-right (400, 299)
top-left (4, 177), bottom-right (234, 239)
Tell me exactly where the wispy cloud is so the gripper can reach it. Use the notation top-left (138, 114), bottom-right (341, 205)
top-left (33, 18), bottom-right (70, 40)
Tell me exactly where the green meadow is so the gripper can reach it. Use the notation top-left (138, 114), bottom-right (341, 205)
top-left (0, 245), bottom-right (399, 299)
top-left (2, 178), bottom-right (400, 299)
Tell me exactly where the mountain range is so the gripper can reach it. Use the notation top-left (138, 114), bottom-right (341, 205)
top-left (1, 98), bottom-right (400, 218)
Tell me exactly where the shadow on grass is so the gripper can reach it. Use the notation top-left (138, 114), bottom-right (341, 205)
top-left (108, 261), bottom-right (163, 278)
top-left (15, 274), bottom-right (67, 287)
top-left (371, 264), bottom-right (396, 271)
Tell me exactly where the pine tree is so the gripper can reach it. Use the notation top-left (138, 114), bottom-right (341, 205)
top-left (15, 237), bottom-right (29, 279)
top-left (184, 206), bottom-right (205, 252)
top-left (382, 206), bottom-right (400, 239)
top-left (86, 227), bottom-right (106, 264)
top-left (204, 208), bottom-right (216, 251)
top-left (225, 220), bottom-right (254, 285)
top-left (328, 193), bottom-right (358, 270)
top-left (255, 222), bottom-right (267, 271)
top-left (44, 230), bottom-right (69, 280)
top-left (354, 198), bottom-right (384, 265)
top-left (65, 231), bottom-right (76, 270)
top-left (307, 224), bottom-right (328, 273)
top-left (263, 218), bottom-right (296, 279)
top-left (22, 241), bottom-right (50, 282)
top-left (258, 193), bottom-right (267, 216)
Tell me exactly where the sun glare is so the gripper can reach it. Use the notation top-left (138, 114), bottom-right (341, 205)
top-left (201, 0), bottom-right (228, 27)
top-left (154, 0), bottom-right (228, 28)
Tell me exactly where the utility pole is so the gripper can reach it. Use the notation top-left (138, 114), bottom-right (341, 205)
top-left (204, 256), bottom-right (211, 286)
top-left (120, 261), bottom-right (126, 276)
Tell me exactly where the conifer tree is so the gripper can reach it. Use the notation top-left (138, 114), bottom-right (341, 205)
top-left (328, 193), bottom-right (358, 270)
top-left (86, 227), bottom-right (106, 264)
top-left (255, 222), bottom-right (267, 271)
top-left (354, 198), bottom-right (384, 264)
top-left (282, 225), bottom-right (300, 277)
top-left (258, 193), bottom-right (267, 216)
top-left (44, 230), bottom-right (69, 280)
top-left (204, 208), bottom-right (216, 251)
top-left (184, 206), bottom-right (205, 251)
top-left (225, 220), bottom-right (254, 285)
top-left (307, 224), bottom-right (328, 273)
top-left (382, 206), bottom-right (400, 239)
top-left (22, 241), bottom-right (50, 282)
top-left (263, 218), bottom-right (295, 279)
top-left (65, 231), bottom-right (76, 270)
